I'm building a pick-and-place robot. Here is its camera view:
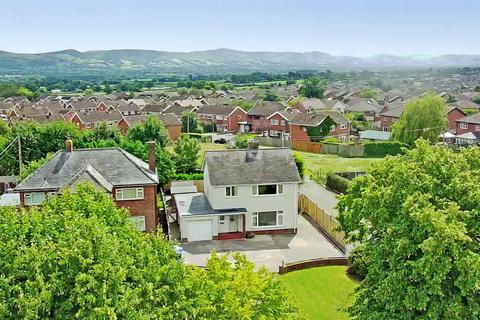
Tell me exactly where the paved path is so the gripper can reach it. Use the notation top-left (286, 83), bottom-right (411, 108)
top-left (181, 214), bottom-right (344, 272)
top-left (299, 178), bottom-right (339, 217)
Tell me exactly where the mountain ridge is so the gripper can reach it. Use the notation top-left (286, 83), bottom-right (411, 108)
top-left (0, 48), bottom-right (479, 76)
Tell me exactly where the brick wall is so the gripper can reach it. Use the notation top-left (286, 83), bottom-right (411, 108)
top-left (113, 185), bottom-right (158, 232)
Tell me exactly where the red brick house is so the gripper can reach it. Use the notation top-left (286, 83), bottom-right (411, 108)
top-left (196, 105), bottom-right (247, 132)
top-left (447, 106), bottom-right (467, 132)
top-left (244, 101), bottom-right (287, 135)
top-left (117, 113), bottom-right (182, 141)
top-left (265, 109), bottom-right (302, 137)
top-left (69, 110), bottom-right (123, 129)
top-left (290, 111), bottom-right (350, 142)
top-left (14, 140), bottom-right (160, 232)
top-left (456, 112), bottom-right (480, 135)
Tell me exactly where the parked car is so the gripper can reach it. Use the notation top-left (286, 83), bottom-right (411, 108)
top-left (214, 138), bottom-right (227, 144)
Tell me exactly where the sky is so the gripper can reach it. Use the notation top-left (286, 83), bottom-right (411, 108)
top-left (2, 0), bottom-right (479, 56)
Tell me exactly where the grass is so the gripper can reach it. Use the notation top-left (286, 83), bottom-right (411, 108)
top-left (281, 266), bottom-right (358, 320)
top-left (296, 151), bottom-right (381, 174)
top-left (166, 142), bottom-right (228, 166)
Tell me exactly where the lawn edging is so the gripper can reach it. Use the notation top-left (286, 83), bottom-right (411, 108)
top-left (278, 257), bottom-right (347, 274)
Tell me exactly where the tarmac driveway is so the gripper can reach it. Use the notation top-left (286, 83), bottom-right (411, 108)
top-left (181, 214), bottom-right (344, 272)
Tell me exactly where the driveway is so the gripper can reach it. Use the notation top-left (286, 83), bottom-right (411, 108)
top-left (181, 214), bottom-right (344, 271)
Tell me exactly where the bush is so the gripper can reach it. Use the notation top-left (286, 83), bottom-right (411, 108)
top-left (235, 134), bottom-right (256, 149)
top-left (363, 141), bottom-right (408, 157)
top-left (170, 172), bottom-right (204, 180)
top-left (293, 152), bottom-right (305, 179)
top-left (326, 172), bottom-right (351, 194)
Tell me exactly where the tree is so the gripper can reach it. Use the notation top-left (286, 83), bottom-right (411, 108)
top-left (181, 112), bottom-right (198, 133)
top-left (103, 83), bottom-right (113, 94)
top-left (0, 185), bottom-right (301, 319)
top-left (127, 116), bottom-right (169, 148)
top-left (446, 93), bottom-right (457, 103)
top-left (293, 152), bottom-right (305, 179)
top-left (474, 85), bottom-right (480, 92)
top-left (173, 136), bottom-right (200, 174)
top-left (338, 141), bottom-right (480, 320)
top-left (391, 94), bottom-right (447, 144)
top-left (264, 91), bottom-right (281, 102)
top-left (360, 88), bottom-right (377, 99)
top-left (299, 77), bottom-right (326, 98)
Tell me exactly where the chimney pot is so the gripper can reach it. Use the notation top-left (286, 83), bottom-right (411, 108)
top-left (147, 141), bottom-right (156, 172)
top-left (65, 139), bottom-right (73, 152)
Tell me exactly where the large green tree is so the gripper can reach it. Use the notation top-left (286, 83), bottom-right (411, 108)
top-left (0, 185), bottom-right (301, 319)
top-left (127, 116), bottom-right (169, 148)
top-left (338, 140), bottom-right (480, 320)
top-left (299, 77), bottom-right (326, 99)
top-left (173, 135), bottom-right (200, 174)
top-left (181, 112), bottom-right (198, 133)
top-left (391, 94), bottom-right (448, 144)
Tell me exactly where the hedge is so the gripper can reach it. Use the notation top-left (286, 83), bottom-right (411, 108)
top-left (326, 172), bottom-right (351, 194)
top-left (170, 172), bottom-right (204, 181)
top-left (363, 141), bottom-right (408, 157)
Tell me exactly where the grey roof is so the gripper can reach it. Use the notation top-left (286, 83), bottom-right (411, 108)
top-left (247, 101), bottom-right (285, 116)
top-left (291, 110), bottom-right (348, 126)
top-left (175, 192), bottom-right (246, 216)
top-left (197, 105), bottom-right (236, 116)
top-left (16, 148), bottom-right (158, 191)
top-left (360, 130), bottom-right (391, 141)
top-left (457, 112), bottom-right (480, 125)
top-left (204, 148), bottom-right (301, 186)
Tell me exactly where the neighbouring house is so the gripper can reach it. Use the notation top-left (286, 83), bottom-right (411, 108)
top-left (117, 113), bottom-right (182, 141)
top-left (455, 131), bottom-right (480, 145)
top-left (456, 112), bottom-right (480, 135)
top-left (196, 105), bottom-right (247, 133)
top-left (375, 102), bottom-right (405, 131)
top-left (244, 101), bottom-right (287, 134)
top-left (69, 110), bottom-right (123, 129)
top-left (110, 100), bottom-right (142, 116)
top-left (290, 111), bottom-right (350, 142)
top-left (345, 98), bottom-right (381, 121)
top-left (14, 140), bottom-right (160, 232)
top-left (174, 144), bottom-right (301, 242)
top-left (265, 109), bottom-right (302, 138)
top-left (446, 106), bottom-right (467, 132)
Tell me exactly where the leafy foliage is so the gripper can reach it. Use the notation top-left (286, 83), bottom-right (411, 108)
top-left (306, 116), bottom-right (335, 141)
top-left (359, 88), bottom-right (377, 98)
top-left (299, 77), bottom-right (326, 99)
top-left (181, 112), bottom-right (198, 133)
top-left (0, 185), bottom-right (301, 319)
top-left (325, 172), bottom-right (351, 194)
top-left (127, 116), bottom-right (169, 148)
top-left (293, 152), bottom-right (305, 179)
top-left (363, 141), bottom-right (408, 157)
top-left (338, 140), bottom-right (480, 319)
top-left (173, 135), bottom-right (200, 174)
top-left (391, 94), bottom-right (448, 144)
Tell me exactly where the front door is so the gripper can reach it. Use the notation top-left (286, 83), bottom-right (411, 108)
top-left (219, 215), bottom-right (240, 233)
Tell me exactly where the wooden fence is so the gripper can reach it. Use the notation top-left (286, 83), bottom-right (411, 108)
top-left (292, 141), bottom-right (322, 153)
top-left (298, 193), bottom-right (346, 252)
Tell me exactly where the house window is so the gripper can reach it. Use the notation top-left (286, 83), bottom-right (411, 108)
top-left (460, 122), bottom-right (468, 129)
top-left (330, 125), bottom-right (336, 132)
top-left (340, 123), bottom-right (347, 129)
top-left (280, 120), bottom-right (286, 126)
top-left (252, 210), bottom-right (284, 227)
top-left (219, 215), bottom-right (225, 224)
top-left (225, 186), bottom-right (237, 197)
top-left (383, 126), bottom-right (389, 132)
top-left (24, 192), bottom-right (46, 206)
top-left (303, 127), bottom-right (307, 132)
top-left (128, 216), bottom-right (146, 231)
top-left (476, 125), bottom-right (480, 132)
top-left (116, 187), bottom-right (144, 200)
top-left (270, 119), bottom-right (279, 125)
top-left (252, 184), bottom-right (283, 196)
top-left (216, 115), bottom-right (223, 120)
top-left (85, 123), bottom-right (92, 128)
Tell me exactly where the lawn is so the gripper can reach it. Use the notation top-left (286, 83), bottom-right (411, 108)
top-left (281, 266), bottom-right (358, 320)
top-left (166, 142), bottom-right (228, 166)
top-left (295, 151), bottom-right (381, 175)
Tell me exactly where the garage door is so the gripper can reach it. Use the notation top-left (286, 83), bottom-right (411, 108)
top-left (187, 220), bottom-right (213, 242)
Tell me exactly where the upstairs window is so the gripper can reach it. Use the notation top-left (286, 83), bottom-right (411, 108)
top-left (330, 125), bottom-right (336, 132)
top-left (116, 187), bottom-right (144, 200)
top-left (270, 119), bottom-right (279, 125)
top-left (340, 123), bottom-right (347, 129)
top-left (225, 186), bottom-right (237, 197)
top-left (252, 184), bottom-right (284, 196)
top-left (460, 122), bottom-right (468, 129)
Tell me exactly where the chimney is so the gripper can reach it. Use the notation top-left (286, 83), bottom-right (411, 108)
top-left (147, 141), bottom-right (156, 172)
top-left (246, 140), bottom-right (259, 162)
top-left (65, 139), bottom-right (73, 152)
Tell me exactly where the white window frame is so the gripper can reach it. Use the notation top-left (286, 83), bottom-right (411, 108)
top-left (116, 187), bottom-right (144, 201)
top-left (252, 210), bottom-right (284, 228)
top-left (251, 184), bottom-right (284, 196)
top-left (85, 123), bottom-right (92, 128)
top-left (270, 119), bottom-right (279, 125)
top-left (340, 123), bottom-right (347, 129)
top-left (225, 186), bottom-right (238, 197)
top-left (303, 127), bottom-right (307, 132)
top-left (330, 124), bottom-right (336, 132)
top-left (128, 216), bottom-right (146, 231)
top-left (24, 192), bottom-right (46, 206)
top-left (460, 122), bottom-right (468, 129)
top-left (280, 120), bottom-right (286, 126)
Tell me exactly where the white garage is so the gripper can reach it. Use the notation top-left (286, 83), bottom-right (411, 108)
top-left (187, 220), bottom-right (213, 242)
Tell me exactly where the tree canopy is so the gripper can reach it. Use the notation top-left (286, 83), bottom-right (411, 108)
top-left (391, 94), bottom-right (447, 144)
top-left (299, 77), bottom-right (326, 99)
top-left (338, 140), bottom-right (480, 319)
top-left (127, 116), bottom-right (169, 148)
top-left (181, 112), bottom-right (198, 133)
top-left (0, 185), bottom-right (301, 319)
top-left (173, 135), bottom-right (200, 174)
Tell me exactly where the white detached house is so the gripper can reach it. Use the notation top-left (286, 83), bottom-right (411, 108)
top-left (174, 143), bottom-right (301, 242)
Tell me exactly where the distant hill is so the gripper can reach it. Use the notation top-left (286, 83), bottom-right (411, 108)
top-left (0, 48), bottom-right (479, 76)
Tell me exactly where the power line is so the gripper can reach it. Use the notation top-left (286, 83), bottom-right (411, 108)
top-left (0, 137), bottom-right (18, 161)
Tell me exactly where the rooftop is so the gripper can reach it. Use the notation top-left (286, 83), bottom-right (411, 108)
top-left (174, 192), bottom-right (246, 217)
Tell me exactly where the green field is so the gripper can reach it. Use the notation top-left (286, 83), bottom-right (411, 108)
top-left (296, 151), bottom-right (381, 174)
top-left (281, 266), bottom-right (358, 320)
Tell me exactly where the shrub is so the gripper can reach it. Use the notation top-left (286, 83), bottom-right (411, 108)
top-left (293, 152), bottom-right (305, 179)
top-left (326, 172), bottom-right (351, 194)
top-left (363, 141), bottom-right (408, 157)
top-left (170, 172), bottom-right (204, 180)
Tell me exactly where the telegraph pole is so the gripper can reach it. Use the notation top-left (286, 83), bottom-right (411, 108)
top-left (17, 136), bottom-right (22, 176)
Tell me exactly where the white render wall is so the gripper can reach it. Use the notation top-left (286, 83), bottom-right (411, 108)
top-left (204, 163), bottom-right (298, 232)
